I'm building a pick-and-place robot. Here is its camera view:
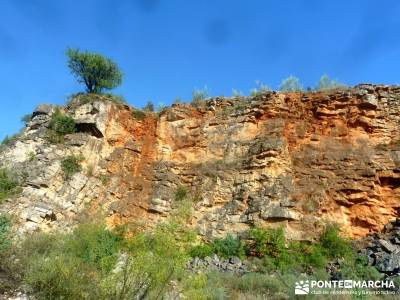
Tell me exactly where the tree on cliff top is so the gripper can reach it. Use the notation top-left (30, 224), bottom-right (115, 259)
top-left (66, 48), bottom-right (123, 93)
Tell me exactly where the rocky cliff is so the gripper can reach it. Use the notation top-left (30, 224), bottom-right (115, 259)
top-left (1, 84), bottom-right (399, 240)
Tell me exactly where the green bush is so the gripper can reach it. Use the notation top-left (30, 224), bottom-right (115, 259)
top-left (247, 227), bottom-right (286, 258)
top-left (279, 75), bottom-right (304, 92)
top-left (9, 222), bottom-right (122, 300)
top-left (340, 255), bottom-right (382, 281)
top-left (189, 244), bottom-right (214, 259)
top-left (287, 241), bottom-right (327, 271)
top-left (0, 214), bottom-right (11, 253)
top-left (104, 203), bottom-right (196, 299)
top-left (132, 109), bottom-right (146, 120)
top-left (49, 109), bottom-right (76, 136)
top-left (65, 223), bottom-right (122, 273)
top-left (212, 234), bottom-right (245, 259)
top-left (25, 254), bottom-right (100, 300)
top-left (316, 74), bottom-right (347, 91)
top-left (191, 87), bottom-right (209, 108)
top-left (174, 185), bottom-right (188, 202)
top-left (0, 169), bottom-right (21, 203)
top-left (67, 48), bottom-right (123, 93)
top-left (61, 155), bottom-right (83, 180)
top-left (319, 225), bottom-right (353, 259)
top-left (143, 101), bottom-right (155, 112)
top-left (99, 174), bottom-right (110, 185)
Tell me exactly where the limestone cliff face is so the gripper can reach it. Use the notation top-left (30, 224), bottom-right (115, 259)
top-left (1, 84), bottom-right (399, 239)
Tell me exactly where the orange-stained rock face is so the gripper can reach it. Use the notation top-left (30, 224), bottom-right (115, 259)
top-left (96, 85), bottom-right (400, 240)
top-left (1, 85), bottom-right (399, 240)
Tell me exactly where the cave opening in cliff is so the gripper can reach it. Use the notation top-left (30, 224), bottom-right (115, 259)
top-left (75, 123), bottom-right (104, 138)
top-left (379, 176), bottom-right (400, 189)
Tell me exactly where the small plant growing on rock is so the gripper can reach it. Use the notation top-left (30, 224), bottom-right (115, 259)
top-left (131, 109), bottom-right (146, 120)
top-left (174, 185), bottom-right (188, 202)
top-left (28, 151), bottom-right (37, 162)
top-left (46, 109), bottom-right (76, 144)
top-left (49, 109), bottom-right (76, 136)
top-left (143, 101), bottom-right (155, 112)
top-left (191, 86), bottom-right (209, 108)
top-left (86, 164), bottom-right (94, 177)
top-left (99, 175), bottom-right (110, 186)
top-left (0, 169), bottom-right (21, 203)
top-left (61, 155), bottom-right (83, 180)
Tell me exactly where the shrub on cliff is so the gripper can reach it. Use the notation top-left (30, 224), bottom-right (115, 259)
top-left (0, 169), bottom-right (21, 203)
top-left (174, 185), bottom-right (188, 202)
top-left (319, 224), bottom-right (353, 259)
top-left (316, 74), bottom-right (347, 91)
top-left (49, 109), bottom-right (76, 136)
top-left (279, 75), bottom-right (304, 92)
top-left (0, 214), bottom-right (11, 254)
top-left (66, 48), bottom-right (123, 94)
top-left (61, 155), bottom-right (83, 180)
top-left (45, 109), bottom-right (76, 144)
top-left (247, 227), bottom-right (286, 258)
top-left (191, 87), bottom-right (209, 108)
top-left (132, 109), bottom-right (147, 120)
top-left (212, 234), bottom-right (245, 259)
top-left (143, 101), bottom-right (155, 112)
top-left (189, 243), bottom-right (214, 259)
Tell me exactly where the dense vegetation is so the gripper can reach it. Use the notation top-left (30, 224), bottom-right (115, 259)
top-left (0, 190), bottom-right (382, 299)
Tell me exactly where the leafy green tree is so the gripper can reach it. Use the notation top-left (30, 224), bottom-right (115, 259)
top-left (66, 48), bottom-right (123, 93)
top-left (279, 75), bottom-right (304, 92)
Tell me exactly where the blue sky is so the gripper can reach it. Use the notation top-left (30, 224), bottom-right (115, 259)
top-left (1, 0), bottom-right (400, 140)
